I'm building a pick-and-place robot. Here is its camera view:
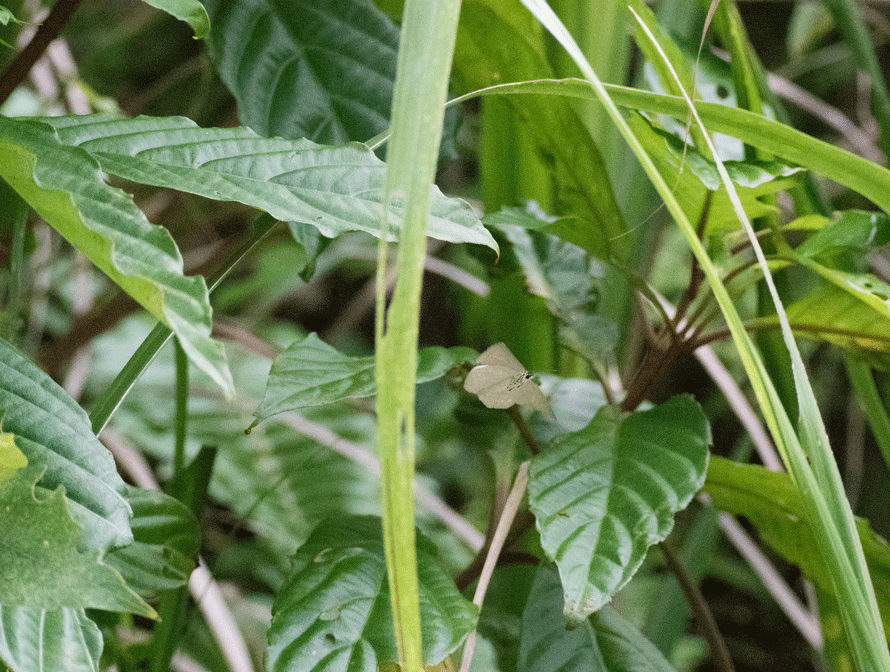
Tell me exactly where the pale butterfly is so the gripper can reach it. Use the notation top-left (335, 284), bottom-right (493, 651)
top-left (464, 342), bottom-right (554, 419)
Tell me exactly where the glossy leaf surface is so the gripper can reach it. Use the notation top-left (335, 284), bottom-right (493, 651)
top-left (518, 566), bottom-right (676, 672)
top-left (0, 606), bottom-right (102, 672)
top-left (0, 116), bottom-right (232, 396)
top-left (266, 516), bottom-right (477, 671)
top-left (204, 0), bottom-right (397, 143)
top-left (528, 395), bottom-right (710, 620)
top-left (104, 485), bottom-right (201, 597)
top-left (253, 333), bottom-right (475, 424)
top-left (37, 114), bottom-right (497, 252)
top-left (0, 337), bottom-right (131, 552)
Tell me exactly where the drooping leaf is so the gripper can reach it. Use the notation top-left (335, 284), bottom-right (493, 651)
top-left (37, 114), bottom-right (498, 252)
top-left (0, 116), bottom-right (232, 396)
top-left (142, 0), bottom-right (210, 38)
top-left (518, 566), bottom-right (677, 672)
top-left (266, 515), bottom-right (477, 671)
top-left (252, 333), bottom-right (475, 425)
top-left (0, 606), bottom-right (102, 672)
top-left (204, 0), bottom-right (398, 144)
top-left (103, 485), bottom-right (201, 597)
top-left (627, 111), bottom-right (804, 236)
top-left (704, 456), bottom-right (890, 638)
top-left (528, 395), bottom-right (710, 621)
top-left (0, 337), bottom-right (131, 552)
top-left (0, 465), bottom-right (153, 616)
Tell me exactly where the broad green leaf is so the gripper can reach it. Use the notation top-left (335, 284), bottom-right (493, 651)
top-left (704, 456), bottom-right (890, 638)
top-left (0, 116), bottom-right (233, 397)
top-left (627, 111), bottom-right (804, 235)
top-left (451, 0), bottom-right (628, 261)
top-left (0, 337), bottom-right (131, 552)
top-left (0, 465), bottom-right (154, 616)
top-left (0, 431), bottom-right (26, 482)
top-left (204, 0), bottom-right (397, 144)
top-left (252, 333), bottom-right (475, 425)
top-left (142, 0), bottom-right (209, 39)
top-left (103, 485), bottom-right (200, 597)
top-left (0, 606), bottom-right (102, 672)
top-left (780, 283), bottom-right (890, 357)
top-left (494, 221), bottom-right (618, 360)
top-left (518, 566), bottom-right (677, 672)
top-left (528, 395), bottom-right (710, 621)
top-left (37, 114), bottom-right (498, 252)
top-left (795, 210), bottom-right (890, 258)
top-left (266, 515), bottom-right (477, 671)
top-left (797, 262), bottom-right (890, 320)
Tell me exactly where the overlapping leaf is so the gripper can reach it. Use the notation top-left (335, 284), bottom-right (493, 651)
top-left (528, 395), bottom-right (710, 621)
top-left (36, 114), bottom-right (497, 251)
top-left (781, 284), bottom-right (890, 357)
top-left (204, 0), bottom-right (398, 144)
top-left (252, 332), bottom-right (475, 425)
top-left (628, 111), bottom-right (804, 236)
top-left (518, 566), bottom-right (676, 672)
top-left (493, 219), bottom-right (618, 361)
top-left (143, 0), bottom-right (210, 38)
top-left (0, 337), bottom-right (131, 552)
top-left (451, 0), bottom-right (628, 261)
top-left (0, 606), bottom-right (102, 672)
top-left (704, 456), bottom-right (890, 637)
top-left (0, 116), bottom-right (232, 395)
top-left (104, 485), bottom-right (201, 597)
top-left (0, 465), bottom-right (153, 616)
top-left (266, 515), bottom-right (477, 671)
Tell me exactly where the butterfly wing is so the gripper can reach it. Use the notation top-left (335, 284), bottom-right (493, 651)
top-left (464, 365), bottom-right (522, 408)
top-left (476, 342), bottom-right (525, 371)
top-left (512, 377), bottom-right (555, 419)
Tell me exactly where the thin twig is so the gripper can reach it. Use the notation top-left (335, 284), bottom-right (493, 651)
top-left (0, 0), bottom-right (85, 106)
top-left (459, 461), bottom-right (530, 672)
top-left (660, 539), bottom-right (736, 672)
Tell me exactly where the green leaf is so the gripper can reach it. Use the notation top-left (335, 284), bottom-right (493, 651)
top-left (103, 485), bottom-right (200, 597)
top-left (704, 456), bottom-right (890, 639)
top-left (528, 395), bottom-right (710, 621)
top-left (494, 220), bottom-right (618, 360)
top-left (0, 606), bottom-right (102, 672)
top-left (203, 0), bottom-right (398, 143)
top-left (0, 465), bottom-right (154, 616)
top-left (37, 114), bottom-right (498, 252)
top-left (0, 431), bottom-right (26, 482)
top-left (795, 210), bottom-right (890, 258)
top-left (266, 515), bottom-right (477, 671)
top-left (451, 0), bottom-right (628, 261)
top-left (627, 111), bottom-right (804, 235)
top-left (252, 333), bottom-right (475, 424)
top-left (0, 337), bottom-right (131, 552)
top-left (141, 0), bottom-right (210, 39)
top-left (780, 283), bottom-right (890, 357)
top-left (518, 566), bottom-right (677, 672)
top-left (0, 116), bottom-right (233, 397)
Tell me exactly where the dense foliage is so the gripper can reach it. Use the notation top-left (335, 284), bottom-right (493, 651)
top-left (1, 1), bottom-right (889, 671)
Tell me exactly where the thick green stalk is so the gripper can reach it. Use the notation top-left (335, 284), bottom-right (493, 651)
top-left (374, 0), bottom-right (464, 668)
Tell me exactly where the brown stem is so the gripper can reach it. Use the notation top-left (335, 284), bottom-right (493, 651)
top-left (0, 0), bottom-right (85, 107)
top-left (659, 540), bottom-right (736, 672)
